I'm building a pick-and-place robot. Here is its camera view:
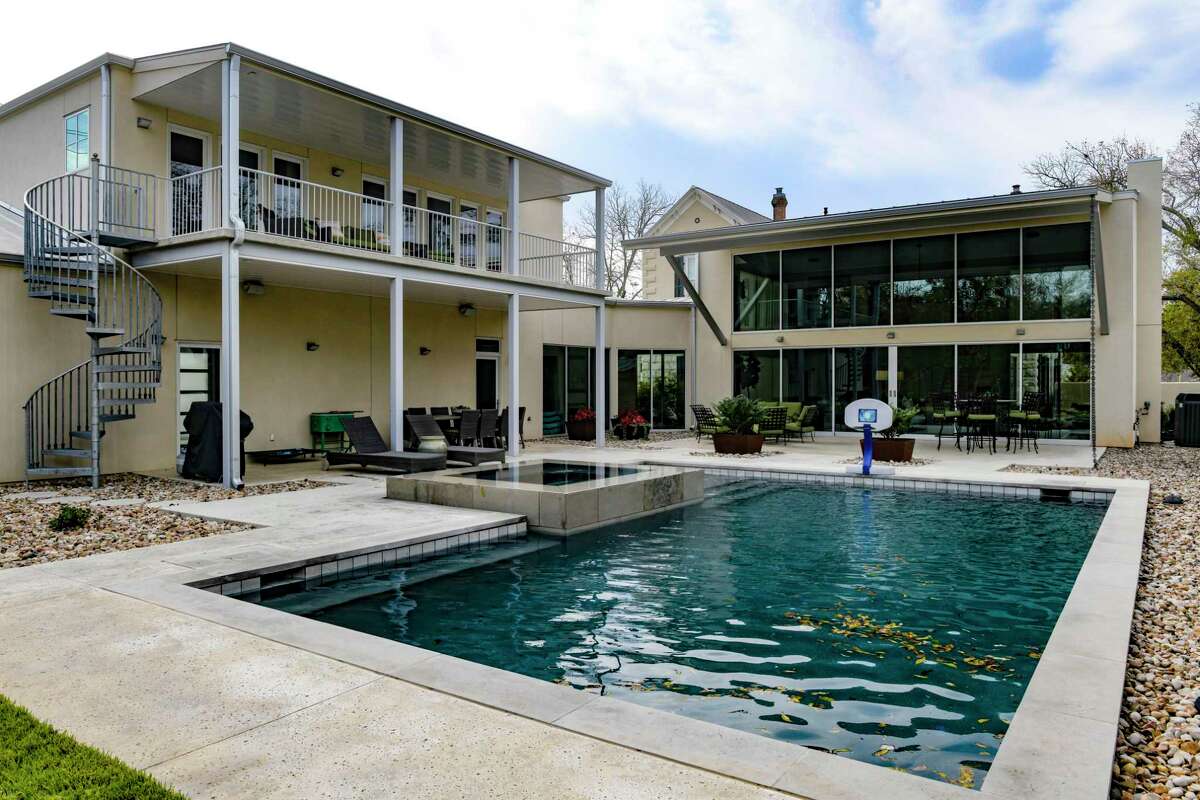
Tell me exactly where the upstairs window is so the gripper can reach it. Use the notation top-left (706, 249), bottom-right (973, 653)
top-left (673, 253), bottom-right (699, 298)
top-left (65, 108), bottom-right (90, 171)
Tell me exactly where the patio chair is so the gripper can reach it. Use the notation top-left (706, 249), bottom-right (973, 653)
top-left (1006, 391), bottom-right (1044, 453)
top-left (498, 406), bottom-right (526, 449)
top-left (406, 406), bottom-right (428, 416)
top-left (786, 404), bottom-right (818, 443)
top-left (930, 393), bottom-right (960, 451)
top-left (692, 404), bottom-right (725, 442)
top-left (760, 406), bottom-right (788, 443)
top-left (430, 406), bottom-right (450, 416)
top-left (962, 396), bottom-right (998, 455)
top-left (323, 416), bottom-right (446, 473)
top-left (458, 409), bottom-right (481, 446)
top-left (479, 409), bottom-right (500, 448)
top-left (408, 414), bottom-right (505, 466)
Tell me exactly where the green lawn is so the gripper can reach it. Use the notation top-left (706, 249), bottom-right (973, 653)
top-left (0, 695), bottom-right (187, 799)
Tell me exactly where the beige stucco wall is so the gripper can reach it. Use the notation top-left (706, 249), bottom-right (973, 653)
top-left (1163, 383), bottom-right (1200, 407)
top-left (1129, 159), bottom-right (1164, 442)
top-left (642, 197), bottom-right (734, 300)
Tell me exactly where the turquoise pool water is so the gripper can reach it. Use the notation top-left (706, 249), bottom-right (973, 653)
top-left (260, 478), bottom-right (1106, 787)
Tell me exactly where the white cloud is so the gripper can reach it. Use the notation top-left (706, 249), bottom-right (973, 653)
top-left (2, 0), bottom-right (1196, 193)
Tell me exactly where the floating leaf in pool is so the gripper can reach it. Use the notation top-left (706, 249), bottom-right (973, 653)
top-left (1028, 650), bottom-right (1042, 659)
top-left (954, 767), bottom-right (976, 788)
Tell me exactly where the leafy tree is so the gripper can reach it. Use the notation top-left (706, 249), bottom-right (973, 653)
top-left (1023, 103), bottom-right (1200, 377)
top-left (570, 180), bottom-right (676, 299)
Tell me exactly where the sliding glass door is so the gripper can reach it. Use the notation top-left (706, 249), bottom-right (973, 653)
top-left (616, 350), bottom-right (686, 429)
top-left (542, 345), bottom-right (609, 434)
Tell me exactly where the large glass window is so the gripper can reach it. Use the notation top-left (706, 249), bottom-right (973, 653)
top-left (893, 235), bottom-right (954, 325)
top-left (543, 345), bottom-right (604, 433)
top-left (957, 230), bottom-right (1020, 322)
top-left (782, 247), bottom-right (831, 329)
top-left (734, 350), bottom-right (781, 402)
top-left (674, 253), bottom-right (699, 298)
top-left (65, 108), bottom-right (89, 172)
top-left (897, 345), bottom-right (955, 434)
top-left (1021, 342), bottom-right (1090, 439)
top-left (834, 242), bottom-right (890, 327)
top-left (957, 344), bottom-right (1019, 402)
top-left (733, 252), bottom-right (779, 331)
top-left (834, 347), bottom-right (888, 431)
top-left (1022, 224), bottom-right (1091, 320)
top-left (783, 348), bottom-right (833, 433)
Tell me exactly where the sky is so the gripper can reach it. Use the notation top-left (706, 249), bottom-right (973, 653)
top-left (3, 0), bottom-right (1198, 227)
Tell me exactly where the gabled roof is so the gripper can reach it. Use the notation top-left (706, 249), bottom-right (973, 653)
top-left (0, 201), bottom-right (23, 264)
top-left (646, 186), bottom-right (769, 238)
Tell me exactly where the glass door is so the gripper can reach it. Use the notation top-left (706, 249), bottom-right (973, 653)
top-left (458, 203), bottom-right (479, 268)
top-left (272, 155), bottom-right (304, 228)
top-left (542, 346), bottom-right (566, 434)
top-left (617, 350), bottom-right (686, 429)
top-left (169, 131), bottom-right (206, 236)
top-left (238, 148), bottom-right (260, 230)
top-left (426, 194), bottom-right (454, 263)
top-left (834, 346), bottom-right (889, 431)
top-left (178, 345), bottom-right (220, 453)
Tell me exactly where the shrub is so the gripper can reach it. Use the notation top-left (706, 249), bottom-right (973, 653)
top-left (714, 396), bottom-right (767, 435)
top-left (880, 404), bottom-right (920, 439)
top-left (48, 504), bottom-right (90, 532)
top-left (571, 407), bottom-right (596, 422)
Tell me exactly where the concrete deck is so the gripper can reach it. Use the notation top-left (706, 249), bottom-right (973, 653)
top-left (0, 438), bottom-right (1139, 800)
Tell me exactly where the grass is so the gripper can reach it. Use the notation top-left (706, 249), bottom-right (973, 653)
top-left (0, 695), bottom-right (186, 799)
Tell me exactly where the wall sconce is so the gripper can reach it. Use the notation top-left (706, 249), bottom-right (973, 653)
top-left (241, 279), bottom-right (265, 296)
top-left (419, 346), bottom-right (432, 356)
top-left (331, 166), bottom-right (345, 178)
top-left (775, 335), bottom-right (784, 343)
top-left (458, 303), bottom-right (476, 317)
top-left (306, 341), bottom-right (320, 352)
top-left (136, 116), bottom-right (153, 130)
top-left (1016, 327), bottom-right (1026, 336)
top-left (886, 331), bottom-right (896, 339)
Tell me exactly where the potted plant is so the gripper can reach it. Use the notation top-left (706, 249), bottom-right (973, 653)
top-left (712, 396), bottom-right (767, 454)
top-left (566, 407), bottom-right (596, 441)
top-left (614, 409), bottom-right (650, 440)
top-left (861, 404), bottom-right (919, 462)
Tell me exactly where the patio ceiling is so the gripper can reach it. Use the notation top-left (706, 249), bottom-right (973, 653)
top-left (133, 56), bottom-right (599, 202)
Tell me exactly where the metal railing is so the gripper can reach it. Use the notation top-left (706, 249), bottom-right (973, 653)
top-left (519, 232), bottom-right (596, 286)
top-left (239, 167), bottom-right (392, 253)
top-left (160, 166), bottom-right (223, 238)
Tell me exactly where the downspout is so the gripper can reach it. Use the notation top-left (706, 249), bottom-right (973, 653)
top-left (99, 63), bottom-right (111, 165)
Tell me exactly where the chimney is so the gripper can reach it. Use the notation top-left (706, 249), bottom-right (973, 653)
top-left (1010, 184), bottom-right (1022, 194)
top-left (771, 187), bottom-right (787, 221)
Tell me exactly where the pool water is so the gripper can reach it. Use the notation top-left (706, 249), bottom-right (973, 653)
top-left (465, 460), bottom-right (641, 486)
top-left (261, 479), bottom-right (1106, 787)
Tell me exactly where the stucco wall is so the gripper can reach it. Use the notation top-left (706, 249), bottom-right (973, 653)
top-left (642, 197), bottom-right (734, 300)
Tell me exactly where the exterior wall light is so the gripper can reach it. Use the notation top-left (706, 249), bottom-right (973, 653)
top-left (886, 331), bottom-right (896, 339)
top-left (306, 341), bottom-right (320, 352)
top-left (420, 346), bottom-right (432, 356)
top-left (331, 167), bottom-right (345, 178)
top-left (1016, 328), bottom-right (1026, 336)
top-left (136, 117), bottom-right (153, 129)
top-left (458, 303), bottom-right (476, 317)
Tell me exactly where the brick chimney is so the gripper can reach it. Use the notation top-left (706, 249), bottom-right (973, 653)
top-left (771, 187), bottom-right (787, 221)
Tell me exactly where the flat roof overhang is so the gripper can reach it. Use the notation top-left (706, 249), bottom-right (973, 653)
top-left (625, 186), bottom-right (1108, 256)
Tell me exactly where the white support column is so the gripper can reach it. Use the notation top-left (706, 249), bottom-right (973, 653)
top-left (390, 277), bottom-right (405, 451)
top-left (594, 304), bottom-right (606, 448)
top-left (220, 55), bottom-right (242, 488)
top-left (506, 157), bottom-right (520, 275)
top-left (389, 117), bottom-right (404, 256)
top-left (594, 187), bottom-right (606, 291)
top-left (506, 292), bottom-right (520, 457)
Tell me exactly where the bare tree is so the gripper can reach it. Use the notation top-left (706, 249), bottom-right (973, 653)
top-left (569, 180), bottom-right (676, 298)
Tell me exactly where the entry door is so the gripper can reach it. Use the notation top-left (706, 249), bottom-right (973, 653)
top-left (178, 345), bottom-right (220, 453)
top-left (273, 155), bottom-right (304, 221)
top-left (238, 148), bottom-right (261, 229)
top-left (476, 356), bottom-right (499, 409)
top-left (170, 131), bottom-right (207, 235)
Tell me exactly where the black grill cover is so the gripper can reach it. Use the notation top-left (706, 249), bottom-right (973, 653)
top-left (182, 401), bottom-right (254, 482)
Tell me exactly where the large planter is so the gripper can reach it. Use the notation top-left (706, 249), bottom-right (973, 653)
top-left (861, 437), bottom-right (915, 462)
top-left (567, 419), bottom-right (596, 441)
top-left (614, 425), bottom-right (649, 441)
top-left (713, 432), bottom-right (765, 455)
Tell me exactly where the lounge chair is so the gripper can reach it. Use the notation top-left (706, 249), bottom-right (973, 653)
top-left (691, 404), bottom-right (727, 442)
top-left (408, 414), bottom-right (505, 466)
top-left (786, 404), bottom-right (819, 442)
top-left (324, 416), bottom-right (446, 473)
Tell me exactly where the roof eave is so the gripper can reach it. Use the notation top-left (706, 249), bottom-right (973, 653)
top-left (0, 52), bottom-right (135, 119)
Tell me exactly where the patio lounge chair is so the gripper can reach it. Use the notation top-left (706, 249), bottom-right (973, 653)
top-left (691, 404), bottom-right (726, 442)
top-left (786, 404), bottom-right (819, 442)
top-left (408, 414), bottom-right (506, 466)
top-left (324, 416), bottom-right (446, 473)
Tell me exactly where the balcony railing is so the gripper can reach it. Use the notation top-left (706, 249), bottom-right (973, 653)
top-left (92, 164), bottom-right (597, 288)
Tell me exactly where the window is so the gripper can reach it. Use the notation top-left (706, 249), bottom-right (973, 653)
top-left (1021, 341), bottom-right (1090, 439)
top-left (733, 350), bottom-right (781, 402)
top-left (834, 347), bottom-right (888, 430)
top-left (834, 241), bottom-right (890, 327)
top-left (1022, 223), bottom-right (1091, 320)
top-left (65, 108), bottom-right (90, 172)
top-left (542, 345), bottom-right (608, 433)
top-left (782, 247), bottom-right (831, 329)
top-left (426, 194), bottom-right (454, 263)
top-left (957, 343), bottom-right (1019, 401)
top-left (673, 253), bottom-right (699, 298)
top-left (783, 348), bottom-right (832, 432)
top-left (485, 209), bottom-right (504, 271)
top-left (361, 177), bottom-right (387, 233)
top-left (402, 189), bottom-right (418, 249)
top-left (897, 345), bottom-right (955, 433)
top-left (893, 235), bottom-right (954, 325)
top-left (459, 202), bottom-right (479, 268)
top-left (957, 229), bottom-right (1020, 322)
top-left (617, 350), bottom-right (686, 428)
top-left (733, 252), bottom-right (779, 331)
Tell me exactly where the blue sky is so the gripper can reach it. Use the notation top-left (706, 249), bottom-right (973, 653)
top-left (4, 0), bottom-right (1198, 226)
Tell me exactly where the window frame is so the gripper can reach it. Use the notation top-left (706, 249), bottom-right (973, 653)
top-left (64, 107), bottom-right (91, 173)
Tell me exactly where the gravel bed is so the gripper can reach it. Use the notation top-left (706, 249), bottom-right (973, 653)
top-left (548, 430), bottom-right (695, 450)
top-left (1010, 445), bottom-right (1200, 800)
top-left (0, 473), bottom-right (331, 570)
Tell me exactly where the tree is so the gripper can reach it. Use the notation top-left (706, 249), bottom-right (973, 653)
top-left (1022, 103), bottom-right (1200, 377)
top-left (569, 181), bottom-right (676, 299)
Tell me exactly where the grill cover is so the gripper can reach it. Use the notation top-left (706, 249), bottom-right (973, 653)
top-left (182, 401), bottom-right (254, 482)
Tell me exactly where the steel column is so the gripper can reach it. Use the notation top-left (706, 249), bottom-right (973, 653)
top-left (389, 118), bottom-right (404, 256)
top-left (594, 304), bottom-right (606, 448)
top-left (506, 292), bottom-right (520, 457)
top-left (594, 187), bottom-right (606, 291)
top-left (506, 157), bottom-right (520, 275)
top-left (220, 55), bottom-right (243, 488)
top-left (390, 277), bottom-right (405, 450)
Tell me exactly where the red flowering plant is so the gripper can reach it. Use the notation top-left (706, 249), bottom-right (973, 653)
top-left (615, 408), bottom-right (650, 440)
top-left (572, 407), bottom-right (596, 422)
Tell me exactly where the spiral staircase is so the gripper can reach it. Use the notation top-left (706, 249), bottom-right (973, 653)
top-left (22, 156), bottom-right (163, 486)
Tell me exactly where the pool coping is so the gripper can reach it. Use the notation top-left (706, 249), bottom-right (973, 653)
top-left (104, 464), bottom-right (1147, 800)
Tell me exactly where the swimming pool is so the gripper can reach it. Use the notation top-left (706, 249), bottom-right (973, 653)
top-left (256, 477), bottom-right (1107, 787)
top-left (467, 460), bottom-right (642, 486)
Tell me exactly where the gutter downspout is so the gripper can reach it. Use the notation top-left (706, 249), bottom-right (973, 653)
top-left (99, 64), bottom-right (111, 165)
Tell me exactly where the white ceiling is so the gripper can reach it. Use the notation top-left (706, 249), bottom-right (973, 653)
top-left (135, 62), bottom-right (595, 202)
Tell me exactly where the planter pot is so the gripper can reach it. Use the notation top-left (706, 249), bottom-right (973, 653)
top-left (713, 432), bottom-right (765, 455)
top-left (614, 425), bottom-right (649, 441)
top-left (566, 419), bottom-right (596, 441)
top-left (861, 437), bottom-right (915, 462)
